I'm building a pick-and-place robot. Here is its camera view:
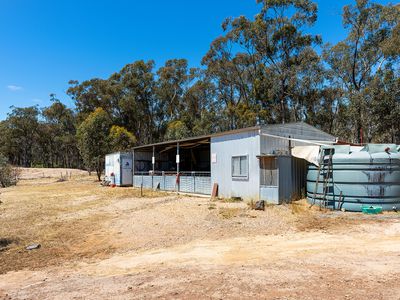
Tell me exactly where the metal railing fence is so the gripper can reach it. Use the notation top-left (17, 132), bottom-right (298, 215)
top-left (133, 171), bottom-right (211, 195)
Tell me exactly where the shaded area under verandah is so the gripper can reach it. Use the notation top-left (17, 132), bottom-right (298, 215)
top-left (133, 135), bottom-right (211, 195)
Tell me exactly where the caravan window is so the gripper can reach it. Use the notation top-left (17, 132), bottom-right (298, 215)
top-left (232, 155), bottom-right (248, 179)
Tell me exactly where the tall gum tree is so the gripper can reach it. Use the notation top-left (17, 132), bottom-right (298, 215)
top-left (324, 0), bottom-right (400, 143)
top-left (203, 0), bottom-right (322, 127)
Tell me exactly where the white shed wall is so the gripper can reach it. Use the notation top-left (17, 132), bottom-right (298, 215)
top-left (105, 153), bottom-right (120, 183)
top-left (211, 130), bottom-right (260, 200)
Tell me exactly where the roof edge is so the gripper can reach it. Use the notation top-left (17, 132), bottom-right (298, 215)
top-left (132, 122), bottom-right (335, 150)
top-left (133, 126), bottom-right (261, 150)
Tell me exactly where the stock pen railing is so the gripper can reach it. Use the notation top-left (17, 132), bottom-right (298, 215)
top-left (133, 171), bottom-right (211, 195)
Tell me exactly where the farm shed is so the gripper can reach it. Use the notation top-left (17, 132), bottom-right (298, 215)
top-left (131, 122), bottom-right (336, 203)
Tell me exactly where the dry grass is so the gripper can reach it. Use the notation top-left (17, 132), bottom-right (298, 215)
top-left (2, 169), bottom-right (395, 278)
top-left (208, 202), bottom-right (216, 210)
top-left (0, 175), bottom-right (166, 274)
top-left (220, 197), bottom-right (243, 203)
top-left (1, 171), bottom-right (400, 299)
top-left (0, 174), bottom-right (305, 274)
top-left (17, 167), bottom-right (89, 180)
top-left (218, 207), bottom-right (243, 219)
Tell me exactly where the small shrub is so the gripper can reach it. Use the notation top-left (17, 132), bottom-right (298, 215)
top-left (0, 154), bottom-right (19, 188)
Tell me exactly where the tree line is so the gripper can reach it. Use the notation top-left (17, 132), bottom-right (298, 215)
top-left (0, 0), bottom-right (399, 175)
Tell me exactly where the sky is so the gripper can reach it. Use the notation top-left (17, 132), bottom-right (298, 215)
top-left (0, 0), bottom-right (394, 120)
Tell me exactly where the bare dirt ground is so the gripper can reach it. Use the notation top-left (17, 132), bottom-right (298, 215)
top-left (0, 169), bottom-right (399, 299)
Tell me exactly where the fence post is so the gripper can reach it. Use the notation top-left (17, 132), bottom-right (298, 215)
top-left (193, 171), bottom-right (196, 193)
top-left (152, 146), bottom-right (155, 189)
top-left (176, 142), bottom-right (180, 193)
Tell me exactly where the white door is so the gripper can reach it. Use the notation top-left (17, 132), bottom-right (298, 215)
top-left (121, 157), bottom-right (133, 186)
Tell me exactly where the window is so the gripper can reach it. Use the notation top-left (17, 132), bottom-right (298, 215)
top-left (232, 155), bottom-right (248, 179)
top-left (260, 157), bottom-right (278, 186)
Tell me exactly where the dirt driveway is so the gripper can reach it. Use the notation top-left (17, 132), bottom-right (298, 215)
top-left (0, 170), bottom-right (399, 299)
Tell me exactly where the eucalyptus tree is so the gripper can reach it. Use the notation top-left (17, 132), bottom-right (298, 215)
top-left (76, 108), bottom-right (112, 180)
top-left (324, 0), bottom-right (400, 142)
top-left (368, 65), bottom-right (400, 143)
top-left (203, 0), bottom-right (323, 128)
top-left (183, 73), bottom-right (220, 136)
top-left (108, 125), bottom-right (137, 152)
top-left (67, 78), bottom-right (116, 123)
top-left (156, 59), bottom-right (192, 120)
top-left (41, 94), bottom-right (80, 168)
top-left (0, 121), bottom-right (10, 159)
top-left (202, 32), bottom-right (259, 130)
top-left (68, 60), bottom-right (159, 144)
top-left (5, 106), bottom-right (40, 167)
top-left (116, 60), bottom-right (158, 143)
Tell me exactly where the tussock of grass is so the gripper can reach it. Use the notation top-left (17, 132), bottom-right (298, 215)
top-left (290, 199), bottom-right (312, 215)
top-left (218, 207), bottom-right (242, 219)
top-left (247, 200), bottom-right (256, 209)
top-left (221, 197), bottom-right (243, 203)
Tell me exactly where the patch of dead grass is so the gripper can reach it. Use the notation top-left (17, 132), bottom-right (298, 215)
top-left (0, 214), bottom-right (115, 274)
top-left (0, 174), bottom-right (166, 274)
top-left (218, 207), bottom-right (243, 219)
top-left (220, 197), bottom-right (243, 203)
top-left (2, 172), bottom-right (394, 277)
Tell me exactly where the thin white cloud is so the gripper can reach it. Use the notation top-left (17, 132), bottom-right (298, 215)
top-left (7, 85), bottom-right (23, 91)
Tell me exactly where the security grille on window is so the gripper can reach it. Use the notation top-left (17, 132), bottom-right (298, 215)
top-left (232, 155), bottom-right (248, 178)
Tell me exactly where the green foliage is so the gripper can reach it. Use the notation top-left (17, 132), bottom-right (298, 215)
top-left (68, 60), bottom-right (158, 144)
top-left (0, 0), bottom-right (399, 167)
top-left (39, 95), bottom-right (80, 168)
top-left (3, 106), bottom-right (39, 167)
top-left (202, 0), bottom-right (324, 128)
top-left (77, 108), bottom-right (111, 180)
top-left (324, 0), bottom-right (400, 142)
top-left (0, 95), bottom-right (81, 169)
top-left (368, 65), bottom-right (400, 142)
top-left (164, 120), bottom-right (191, 141)
top-left (108, 125), bottom-right (137, 152)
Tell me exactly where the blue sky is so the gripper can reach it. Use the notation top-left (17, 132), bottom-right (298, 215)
top-left (0, 0), bottom-right (394, 120)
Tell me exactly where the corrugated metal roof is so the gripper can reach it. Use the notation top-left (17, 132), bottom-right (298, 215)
top-left (133, 126), bottom-right (260, 150)
top-left (261, 122), bottom-right (336, 141)
top-left (133, 122), bottom-right (335, 151)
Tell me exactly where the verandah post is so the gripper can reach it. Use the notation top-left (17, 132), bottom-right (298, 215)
top-left (152, 146), bottom-right (155, 189)
top-left (176, 142), bottom-right (180, 192)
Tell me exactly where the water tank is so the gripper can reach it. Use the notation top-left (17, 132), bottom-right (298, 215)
top-left (307, 144), bottom-right (400, 211)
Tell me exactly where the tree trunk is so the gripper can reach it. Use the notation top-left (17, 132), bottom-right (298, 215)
top-left (96, 168), bottom-right (101, 181)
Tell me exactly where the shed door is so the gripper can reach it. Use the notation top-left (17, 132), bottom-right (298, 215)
top-left (260, 157), bottom-right (278, 186)
top-left (121, 157), bottom-right (133, 186)
top-left (259, 157), bottom-right (279, 203)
